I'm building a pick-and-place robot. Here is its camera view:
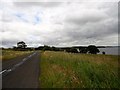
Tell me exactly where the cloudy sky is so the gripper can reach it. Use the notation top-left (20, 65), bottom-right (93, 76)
top-left (0, 0), bottom-right (119, 47)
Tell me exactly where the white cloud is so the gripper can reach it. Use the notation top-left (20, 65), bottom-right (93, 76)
top-left (0, 1), bottom-right (118, 47)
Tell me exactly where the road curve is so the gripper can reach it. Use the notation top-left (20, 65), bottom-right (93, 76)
top-left (2, 51), bottom-right (40, 88)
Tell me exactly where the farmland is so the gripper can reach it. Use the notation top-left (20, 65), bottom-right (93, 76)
top-left (40, 51), bottom-right (120, 88)
top-left (1, 50), bottom-right (33, 60)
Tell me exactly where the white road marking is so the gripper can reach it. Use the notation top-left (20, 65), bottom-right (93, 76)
top-left (7, 69), bottom-right (12, 72)
top-left (14, 61), bottom-right (23, 67)
top-left (0, 70), bottom-right (7, 74)
top-left (23, 58), bottom-right (27, 61)
top-left (1, 52), bottom-right (37, 75)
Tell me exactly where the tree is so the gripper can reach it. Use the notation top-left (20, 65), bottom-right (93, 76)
top-left (42, 45), bottom-right (51, 51)
top-left (51, 46), bottom-right (59, 51)
top-left (36, 46), bottom-right (44, 50)
top-left (80, 48), bottom-right (88, 54)
top-left (102, 51), bottom-right (105, 55)
top-left (13, 46), bottom-right (17, 50)
top-left (70, 48), bottom-right (78, 53)
top-left (87, 45), bottom-right (100, 54)
top-left (17, 41), bottom-right (27, 49)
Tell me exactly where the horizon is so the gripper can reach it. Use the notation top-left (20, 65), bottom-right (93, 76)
top-left (1, 44), bottom-right (119, 49)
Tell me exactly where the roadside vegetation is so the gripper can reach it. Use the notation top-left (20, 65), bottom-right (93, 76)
top-left (40, 51), bottom-right (120, 88)
top-left (1, 50), bottom-right (33, 60)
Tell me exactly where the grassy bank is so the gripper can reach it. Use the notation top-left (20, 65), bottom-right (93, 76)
top-left (40, 51), bottom-right (120, 88)
top-left (1, 50), bottom-right (33, 60)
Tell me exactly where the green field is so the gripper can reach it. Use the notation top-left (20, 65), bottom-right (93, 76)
top-left (40, 51), bottom-right (120, 88)
top-left (1, 50), bottom-right (33, 60)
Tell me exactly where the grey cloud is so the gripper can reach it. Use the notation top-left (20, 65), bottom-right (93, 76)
top-left (62, 3), bottom-right (118, 46)
top-left (99, 2), bottom-right (118, 18)
top-left (65, 7), bottom-right (110, 26)
top-left (64, 20), bottom-right (118, 41)
top-left (1, 2), bottom-right (118, 47)
top-left (14, 2), bottom-right (62, 7)
top-left (59, 15), bottom-right (118, 46)
top-left (2, 40), bottom-right (18, 47)
top-left (65, 14), bottom-right (107, 25)
top-left (1, 17), bottom-right (12, 22)
top-left (0, 12), bottom-right (13, 22)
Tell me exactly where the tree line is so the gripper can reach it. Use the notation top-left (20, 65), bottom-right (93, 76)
top-left (11, 41), bottom-right (101, 54)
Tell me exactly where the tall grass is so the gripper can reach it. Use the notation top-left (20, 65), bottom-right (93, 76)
top-left (1, 50), bottom-right (33, 60)
top-left (40, 51), bottom-right (120, 88)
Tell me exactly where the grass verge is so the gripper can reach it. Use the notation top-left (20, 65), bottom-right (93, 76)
top-left (1, 50), bottom-right (33, 60)
top-left (40, 51), bottom-right (120, 88)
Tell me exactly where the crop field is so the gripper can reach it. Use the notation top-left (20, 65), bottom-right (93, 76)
top-left (40, 51), bottom-right (120, 88)
top-left (1, 50), bottom-right (33, 60)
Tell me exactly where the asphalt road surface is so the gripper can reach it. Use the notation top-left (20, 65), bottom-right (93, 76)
top-left (2, 51), bottom-right (40, 88)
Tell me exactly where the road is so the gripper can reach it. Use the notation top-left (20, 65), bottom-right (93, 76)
top-left (2, 51), bottom-right (40, 88)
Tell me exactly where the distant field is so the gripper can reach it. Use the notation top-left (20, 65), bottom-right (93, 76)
top-left (1, 50), bottom-right (33, 60)
top-left (40, 51), bottom-right (120, 88)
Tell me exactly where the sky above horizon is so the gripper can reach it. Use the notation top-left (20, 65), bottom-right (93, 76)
top-left (0, 0), bottom-right (119, 48)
